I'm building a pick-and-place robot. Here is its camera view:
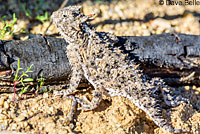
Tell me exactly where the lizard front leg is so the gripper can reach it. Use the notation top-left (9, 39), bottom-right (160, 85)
top-left (75, 50), bottom-right (103, 111)
top-left (53, 66), bottom-right (83, 96)
top-left (53, 46), bottom-right (83, 123)
top-left (54, 46), bottom-right (83, 96)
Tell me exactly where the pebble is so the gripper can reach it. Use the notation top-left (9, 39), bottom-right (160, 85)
top-left (10, 123), bottom-right (17, 130)
top-left (14, 115), bottom-right (25, 122)
top-left (143, 123), bottom-right (150, 130)
top-left (43, 92), bottom-right (48, 98)
top-left (7, 111), bottom-right (16, 118)
top-left (0, 98), bottom-right (5, 106)
top-left (3, 101), bottom-right (9, 109)
top-left (1, 124), bottom-right (7, 130)
top-left (0, 114), bottom-right (7, 120)
top-left (185, 86), bottom-right (190, 90)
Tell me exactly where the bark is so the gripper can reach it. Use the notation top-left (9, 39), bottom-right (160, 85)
top-left (0, 33), bottom-right (199, 92)
top-left (0, 35), bottom-right (71, 92)
top-left (119, 33), bottom-right (200, 85)
top-left (0, 35), bottom-right (71, 81)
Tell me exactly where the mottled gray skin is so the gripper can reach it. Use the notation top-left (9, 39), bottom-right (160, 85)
top-left (51, 6), bottom-right (189, 133)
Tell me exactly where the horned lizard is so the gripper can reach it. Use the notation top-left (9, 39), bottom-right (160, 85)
top-left (51, 6), bottom-right (189, 133)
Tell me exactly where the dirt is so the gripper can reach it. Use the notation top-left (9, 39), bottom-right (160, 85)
top-left (0, 0), bottom-right (199, 134)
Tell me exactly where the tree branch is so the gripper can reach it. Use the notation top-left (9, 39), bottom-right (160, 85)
top-left (0, 33), bottom-right (199, 92)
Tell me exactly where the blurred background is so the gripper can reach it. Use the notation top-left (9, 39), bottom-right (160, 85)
top-left (0, 0), bottom-right (199, 40)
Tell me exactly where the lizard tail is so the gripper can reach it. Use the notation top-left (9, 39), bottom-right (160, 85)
top-left (138, 85), bottom-right (186, 133)
top-left (142, 100), bottom-right (185, 133)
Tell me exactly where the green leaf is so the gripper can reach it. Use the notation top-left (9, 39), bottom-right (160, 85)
top-left (17, 59), bottom-right (20, 67)
top-left (20, 85), bottom-right (29, 95)
top-left (21, 3), bottom-right (32, 18)
top-left (0, 15), bottom-right (6, 21)
top-left (35, 11), bottom-right (49, 24)
top-left (22, 72), bottom-right (29, 77)
top-left (23, 78), bottom-right (34, 82)
top-left (21, 81), bottom-right (25, 86)
top-left (24, 85), bottom-right (29, 90)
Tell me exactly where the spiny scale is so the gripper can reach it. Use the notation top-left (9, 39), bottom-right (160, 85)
top-left (51, 6), bottom-right (189, 133)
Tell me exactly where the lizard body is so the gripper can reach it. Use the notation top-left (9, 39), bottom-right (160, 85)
top-left (51, 6), bottom-right (189, 133)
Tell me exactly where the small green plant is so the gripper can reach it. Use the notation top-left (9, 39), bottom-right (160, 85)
top-left (13, 60), bottom-right (48, 100)
top-left (35, 11), bottom-right (50, 24)
top-left (19, 85), bottom-right (30, 96)
top-left (36, 72), bottom-right (52, 94)
top-left (96, 0), bottom-right (103, 4)
top-left (0, 13), bottom-right (17, 39)
top-left (21, 1), bottom-right (50, 24)
top-left (21, 3), bottom-right (32, 19)
top-left (13, 60), bottom-right (34, 100)
top-left (36, 72), bottom-right (45, 93)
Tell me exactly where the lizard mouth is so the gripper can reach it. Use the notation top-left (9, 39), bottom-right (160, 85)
top-left (87, 13), bottom-right (95, 17)
top-left (86, 13), bottom-right (96, 20)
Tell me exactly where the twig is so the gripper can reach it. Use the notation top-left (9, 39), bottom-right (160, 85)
top-left (179, 72), bottom-right (195, 82)
top-left (43, 0), bottom-right (69, 36)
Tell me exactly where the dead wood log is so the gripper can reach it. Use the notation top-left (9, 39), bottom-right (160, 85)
top-left (0, 33), bottom-right (199, 92)
top-left (0, 35), bottom-right (71, 92)
top-left (119, 33), bottom-right (200, 85)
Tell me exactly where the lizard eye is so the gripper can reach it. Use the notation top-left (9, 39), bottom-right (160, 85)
top-left (72, 13), bottom-right (79, 17)
top-left (63, 15), bottom-right (67, 17)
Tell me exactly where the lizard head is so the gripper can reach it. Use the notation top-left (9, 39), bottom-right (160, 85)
top-left (51, 6), bottom-right (90, 42)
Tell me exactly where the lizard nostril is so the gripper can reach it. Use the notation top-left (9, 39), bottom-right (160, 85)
top-left (63, 15), bottom-right (67, 17)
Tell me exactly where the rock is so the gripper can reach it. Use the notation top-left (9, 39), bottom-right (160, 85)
top-left (0, 114), bottom-right (7, 120)
top-left (3, 101), bottom-right (9, 109)
top-left (43, 92), bottom-right (48, 98)
top-left (14, 115), bottom-right (25, 122)
top-left (0, 98), bottom-right (5, 106)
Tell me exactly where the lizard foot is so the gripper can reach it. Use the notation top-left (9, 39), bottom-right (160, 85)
top-left (76, 91), bottom-right (102, 110)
